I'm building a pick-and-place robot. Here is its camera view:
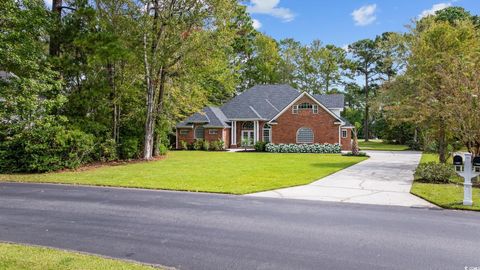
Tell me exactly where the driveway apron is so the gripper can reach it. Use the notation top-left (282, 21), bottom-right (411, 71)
top-left (248, 151), bottom-right (435, 207)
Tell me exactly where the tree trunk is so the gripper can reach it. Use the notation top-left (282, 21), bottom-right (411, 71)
top-left (352, 129), bottom-right (359, 155)
top-left (153, 69), bottom-right (167, 156)
top-left (438, 120), bottom-right (447, 164)
top-left (364, 73), bottom-right (370, 142)
top-left (49, 0), bottom-right (62, 56)
top-left (143, 84), bottom-right (155, 159)
top-left (107, 62), bottom-right (119, 143)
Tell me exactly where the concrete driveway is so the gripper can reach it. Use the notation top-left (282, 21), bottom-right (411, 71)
top-left (248, 151), bottom-right (435, 207)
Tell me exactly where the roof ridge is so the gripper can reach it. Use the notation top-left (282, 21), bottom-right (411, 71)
top-left (249, 106), bottom-right (263, 119)
top-left (265, 99), bottom-right (279, 112)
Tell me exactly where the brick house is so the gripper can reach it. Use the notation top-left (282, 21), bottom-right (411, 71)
top-left (176, 85), bottom-right (354, 150)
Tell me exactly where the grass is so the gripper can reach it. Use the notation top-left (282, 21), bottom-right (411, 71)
top-left (411, 152), bottom-right (480, 211)
top-left (0, 242), bottom-right (161, 270)
top-left (0, 151), bottom-right (367, 194)
top-left (358, 139), bottom-right (409, 151)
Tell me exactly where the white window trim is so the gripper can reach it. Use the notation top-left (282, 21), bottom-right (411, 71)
top-left (312, 104), bottom-right (318, 114)
top-left (263, 126), bottom-right (272, 143)
top-left (342, 129), bottom-right (348, 139)
top-left (180, 130), bottom-right (189, 135)
top-left (209, 129), bottom-right (218, 135)
top-left (292, 105), bottom-right (298, 114)
top-left (296, 127), bottom-right (314, 144)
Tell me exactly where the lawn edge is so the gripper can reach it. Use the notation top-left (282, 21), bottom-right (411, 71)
top-left (244, 155), bottom-right (369, 194)
top-left (0, 156), bottom-right (368, 195)
top-left (409, 183), bottom-right (480, 212)
top-left (0, 240), bottom-right (173, 270)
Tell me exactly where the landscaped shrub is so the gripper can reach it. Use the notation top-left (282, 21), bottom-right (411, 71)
top-left (217, 139), bottom-right (225, 150)
top-left (265, 143), bottom-right (341, 153)
top-left (119, 137), bottom-right (139, 159)
top-left (202, 140), bottom-right (210, 151)
top-left (209, 139), bottom-right (225, 151)
top-left (158, 144), bottom-right (168, 155)
top-left (98, 138), bottom-right (118, 162)
top-left (193, 139), bottom-right (203, 150)
top-left (342, 151), bottom-right (368, 157)
top-left (254, 141), bottom-right (267, 152)
top-left (415, 162), bottom-right (455, 183)
top-left (0, 120), bottom-right (95, 173)
top-left (180, 140), bottom-right (188, 150)
top-left (406, 140), bottom-right (422, 151)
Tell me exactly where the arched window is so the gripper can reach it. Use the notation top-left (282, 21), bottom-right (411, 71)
top-left (296, 127), bottom-right (314, 144)
top-left (263, 123), bottom-right (272, 143)
top-left (298, 103), bottom-right (313, 109)
top-left (242, 121), bottom-right (254, 130)
top-left (195, 126), bottom-right (205, 139)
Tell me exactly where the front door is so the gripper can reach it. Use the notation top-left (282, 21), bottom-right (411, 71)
top-left (241, 130), bottom-right (254, 146)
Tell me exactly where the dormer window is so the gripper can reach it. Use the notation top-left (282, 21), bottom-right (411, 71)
top-left (292, 103), bottom-right (318, 114)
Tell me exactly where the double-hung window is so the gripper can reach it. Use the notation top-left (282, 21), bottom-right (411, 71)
top-left (292, 105), bottom-right (299, 114)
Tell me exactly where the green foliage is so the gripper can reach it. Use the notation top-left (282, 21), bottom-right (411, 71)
top-left (254, 141), bottom-right (267, 152)
top-left (180, 140), bottom-right (189, 150)
top-left (158, 144), bottom-right (168, 156)
top-left (342, 152), bottom-right (368, 157)
top-left (265, 143), bottom-right (341, 153)
top-left (119, 138), bottom-right (139, 160)
top-left (97, 139), bottom-right (118, 162)
top-left (434, 7), bottom-right (474, 25)
top-left (415, 162), bottom-right (455, 183)
top-left (209, 140), bottom-right (225, 151)
top-left (217, 139), bottom-right (225, 150)
top-left (193, 140), bottom-right (204, 150)
top-left (406, 140), bottom-right (422, 151)
top-left (202, 140), bottom-right (210, 151)
top-left (0, 118), bottom-right (94, 173)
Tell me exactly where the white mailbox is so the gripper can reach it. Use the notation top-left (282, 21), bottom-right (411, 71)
top-left (454, 153), bottom-right (480, 206)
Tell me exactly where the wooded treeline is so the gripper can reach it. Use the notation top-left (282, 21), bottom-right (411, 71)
top-left (1, 1), bottom-right (479, 172)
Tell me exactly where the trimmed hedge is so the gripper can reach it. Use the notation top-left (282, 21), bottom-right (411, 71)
top-left (415, 162), bottom-right (455, 183)
top-left (265, 143), bottom-right (341, 153)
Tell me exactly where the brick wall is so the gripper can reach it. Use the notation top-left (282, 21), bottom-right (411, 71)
top-left (176, 124), bottom-right (227, 149)
top-left (271, 95), bottom-right (341, 146)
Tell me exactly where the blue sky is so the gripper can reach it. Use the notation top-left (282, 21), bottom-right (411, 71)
top-left (245, 0), bottom-right (480, 47)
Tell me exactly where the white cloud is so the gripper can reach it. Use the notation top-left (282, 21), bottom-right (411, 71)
top-left (418, 3), bottom-right (451, 19)
top-left (246, 0), bottom-right (295, 22)
top-left (44, 0), bottom-right (52, 8)
top-left (351, 4), bottom-right (377, 26)
top-left (252, 19), bottom-right (262, 29)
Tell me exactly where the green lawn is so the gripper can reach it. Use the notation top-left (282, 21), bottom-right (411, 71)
top-left (0, 151), bottom-right (367, 194)
top-left (0, 242), bottom-right (161, 270)
top-left (358, 139), bottom-right (409, 151)
top-left (411, 152), bottom-right (480, 211)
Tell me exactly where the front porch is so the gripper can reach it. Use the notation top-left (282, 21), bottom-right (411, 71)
top-left (229, 120), bottom-right (271, 148)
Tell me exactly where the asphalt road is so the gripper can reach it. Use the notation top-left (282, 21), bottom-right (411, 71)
top-left (0, 183), bottom-right (479, 270)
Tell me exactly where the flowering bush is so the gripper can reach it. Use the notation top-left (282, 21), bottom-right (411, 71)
top-left (265, 143), bottom-right (341, 153)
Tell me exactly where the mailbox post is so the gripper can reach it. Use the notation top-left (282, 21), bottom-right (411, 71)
top-left (454, 153), bottom-right (480, 206)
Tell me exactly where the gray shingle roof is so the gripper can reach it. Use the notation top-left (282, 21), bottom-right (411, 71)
top-left (176, 106), bottom-right (229, 128)
top-left (177, 85), bottom-right (348, 128)
top-left (313, 94), bottom-right (344, 108)
top-left (221, 84), bottom-right (300, 119)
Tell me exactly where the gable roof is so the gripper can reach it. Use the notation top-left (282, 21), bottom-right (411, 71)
top-left (269, 91), bottom-right (344, 123)
top-left (221, 84), bottom-right (300, 120)
top-left (176, 85), bottom-right (348, 128)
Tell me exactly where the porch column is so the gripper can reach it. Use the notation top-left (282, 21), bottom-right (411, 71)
top-left (254, 120), bottom-right (259, 144)
top-left (231, 121), bottom-right (236, 146)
